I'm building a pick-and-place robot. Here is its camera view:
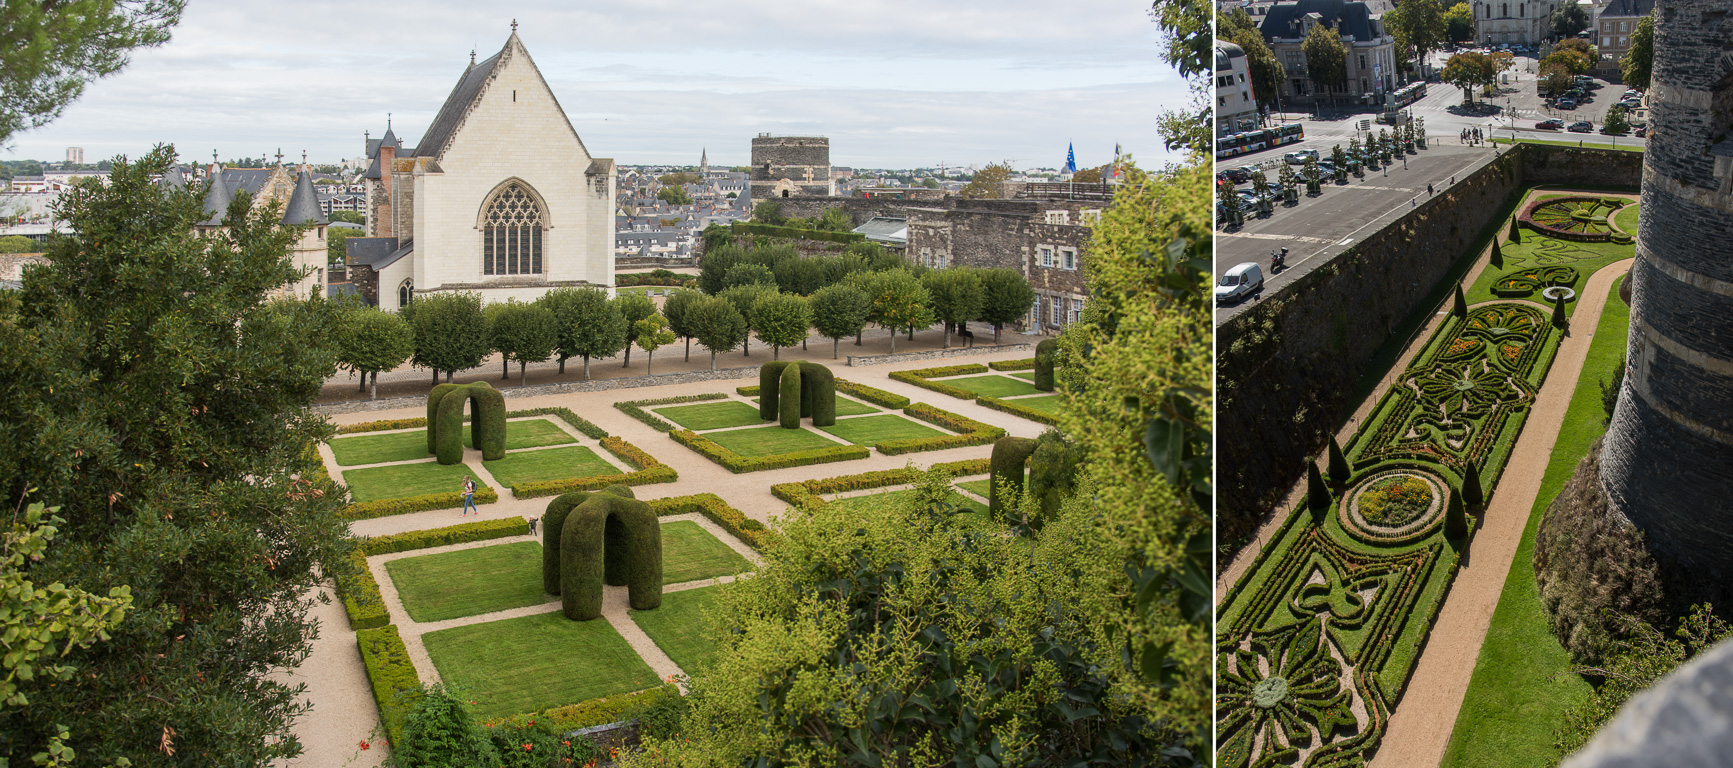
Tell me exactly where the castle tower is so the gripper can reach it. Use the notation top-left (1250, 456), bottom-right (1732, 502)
top-left (749, 134), bottom-right (834, 200)
top-left (1598, 0), bottom-right (1733, 582)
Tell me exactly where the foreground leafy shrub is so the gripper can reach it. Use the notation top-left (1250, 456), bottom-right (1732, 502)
top-left (342, 486), bottom-right (500, 520)
top-left (360, 516), bottom-right (529, 556)
top-left (356, 625), bottom-right (422, 748)
top-left (397, 684), bottom-right (602, 767)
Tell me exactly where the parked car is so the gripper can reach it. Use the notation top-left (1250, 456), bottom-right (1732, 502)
top-left (1222, 166), bottom-right (1252, 183)
top-left (1315, 161), bottom-right (1336, 176)
top-left (1619, 98), bottom-right (1643, 110)
top-left (1535, 118), bottom-right (1565, 130)
top-left (1568, 121), bottom-right (1594, 133)
top-left (1557, 98), bottom-right (1578, 110)
top-left (1215, 263), bottom-right (1265, 305)
top-left (1284, 149), bottom-right (1319, 164)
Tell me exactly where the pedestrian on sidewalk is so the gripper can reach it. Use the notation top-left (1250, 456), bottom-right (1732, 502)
top-left (461, 476), bottom-right (476, 516)
top-left (1428, 183), bottom-right (1434, 195)
top-left (1411, 198), bottom-right (1417, 208)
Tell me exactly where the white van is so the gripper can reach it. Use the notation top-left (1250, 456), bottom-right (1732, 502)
top-left (1215, 262), bottom-right (1265, 304)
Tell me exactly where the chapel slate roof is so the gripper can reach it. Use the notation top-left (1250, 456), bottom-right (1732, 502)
top-left (1600, 0), bottom-right (1654, 17)
top-left (202, 170), bottom-right (233, 225)
top-left (412, 49), bottom-right (503, 161)
top-left (1260, 0), bottom-right (1381, 42)
top-left (345, 237), bottom-right (400, 268)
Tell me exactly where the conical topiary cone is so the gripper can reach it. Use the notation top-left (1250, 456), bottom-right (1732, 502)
top-left (1453, 284), bottom-right (1468, 318)
top-left (1327, 435), bottom-right (1351, 487)
top-left (1509, 217), bottom-right (1520, 243)
top-left (1491, 239), bottom-right (1504, 269)
top-left (1446, 486), bottom-right (1469, 539)
top-left (1552, 293), bottom-right (1568, 329)
top-left (1463, 462), bottom-right (1484, 511)
top-left (1307, 463), bottom-right (1332, 524)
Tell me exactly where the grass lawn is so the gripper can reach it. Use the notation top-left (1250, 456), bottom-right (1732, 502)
top-left (1006, 394), bottom-right (1065, 414)
top-left (484, 446), bottom-right (619, 490)
top-left (1008, 371), bottom-right (1036, 381)
top-left (752, 396), bottom-right (878, 416)
top-left (1441, 275), bottom-right (1628, 768)
top-left (342, 461), bottom-right (488, 503)
top-left (1492, 138), bottom-right (1644, 152)
top-left (468, 418), bottom-right (578, 450)
top-left (818, 414), bottom-right (948, 446)
top-left (422, 611), bottom-right (661, 719)
top-left (704, 425), bottom-right (843, 457)
top-left (329, 431), bottom-right (429, 466)
top-left (1612, 202), bottom-right (1639, 235)
top-left (956, 479), bottom-right (993, 499)
top-left (385, 542), bottom-right (547, 622)
top-left (661, 521), bottom-right (753, 584)
top-left (829, 488), bottom-right (990, 518)
top-left (656, 400), bottom-right (767, 431)
top-left (631, 586), bottom-right (724, 676)
top-left (936, 374), bottom-right (1044, 398)
top-left (1464, 227), bottom-right (1634, 314)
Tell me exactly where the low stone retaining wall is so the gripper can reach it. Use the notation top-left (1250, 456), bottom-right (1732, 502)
top-left (847, 343), bottom-right (1032, 367)
top-left (312, 366), bottom-right (760, 415)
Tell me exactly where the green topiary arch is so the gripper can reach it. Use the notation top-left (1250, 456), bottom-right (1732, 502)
top-left (1034, 338), bottom-right (1060, 392)
top-left (541, 485), bottom-right (662, 621)
top-left (427, 381), bottom-right (507, 464)
top-left (759, 361), bottom-right (836, 428)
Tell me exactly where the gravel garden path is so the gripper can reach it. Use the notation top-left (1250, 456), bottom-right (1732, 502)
top-left (277, 347), bottom-right (1047, 766)
top-left (1371, 257), bottom-right (1632, 767)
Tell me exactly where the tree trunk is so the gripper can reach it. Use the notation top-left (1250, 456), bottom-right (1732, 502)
top-left (646, 349), bottom-right (653, 376)
top-left (502, 356), bottom-right (510, 380)
top-left (432, 368), bottom-right (440, 386)
top-left (684, 337), bottom-right (691, 362)
top-left (856, 330), bottom-right (863, 346)
top-left (743, 332), bottom-right (751, 356)
top-left (710, 350), bottom-right (717, 370)
top-left (943, 323), bottom-right (952, 349)
top-left (623, 346), bottom-right (632, 368)
top-left (445, 370), bottom-right (453, 383)
top-left (583, 355), bottom-right (591, 380)
top-left (802, 337), bottom-right (807, 351)
top-left (773, 345), bottom-right (780, 360)
top-left (888, 327), bottom-right (896, 354)
top-left (833, 338), bottom-right (839, 359)
top-left (906, 325), bottom-right (914, 341)
top-left (519, 361), bottom-right (528, 386)
top-left (994, 324), bottom-right (1002, 344)
top-left (370, 371), bottom-right (379, 400)
top-left (358, 372), bottom-right (366, 392)
top-left (558, 355), bottom-right (567, 374)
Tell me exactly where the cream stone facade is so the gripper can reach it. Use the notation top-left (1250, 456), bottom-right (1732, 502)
top-left (356, 28), bottom-right (615, 312)
top-left (190, 162), bottom-right (329, 300)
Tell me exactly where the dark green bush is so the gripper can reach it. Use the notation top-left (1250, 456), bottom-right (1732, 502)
top-left (1327, 435), bottom-right (1351, 487)
top-left (989, 436), bottom-right (1038, 520)
top-left (362, 516), bottom-right (527, 556)
top-left (1306, 463), bottom-right (1331, 523)
top-left (1445, 485), bottom-right (1468, 539)
top-left (395, 683), bottom-right (494, 767)
top-left (561, 489), bottom-right (661, 620)
top-left (426, 383), bottom-right (462, 454)
top-left (1462, 462), bottom-right (1484, 510)
top-left (335, 550), bottom-right (389, 630)
top-left (356, 625), bottom-right (422, 749)
top-left (1027, 433), bottom-right (1080, 524)
top-left (430, 382), bottom-right (506, 463)
top-left (779, 362), bottom-right (802, 428)
top-left (800, 363), bottom-right (836, 426)
top-left (1034, 338), bottom-right (1059, 391)
top-left (759, 361), bottom-right (793, 421)
top-left (543, 491), bottom-right (597, 596)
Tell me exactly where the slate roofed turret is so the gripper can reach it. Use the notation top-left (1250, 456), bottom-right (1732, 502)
top-left (282, 167), bottom-right (327, 226)
top-left (202, 167), bottom-right (233, 225)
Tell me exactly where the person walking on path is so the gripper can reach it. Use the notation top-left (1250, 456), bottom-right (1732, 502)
top-left (461, 476), bottom-right (477, 516)
top-left (528, 516), bottom-right (539, 535)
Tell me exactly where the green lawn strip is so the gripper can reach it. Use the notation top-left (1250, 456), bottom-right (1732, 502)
top-left (385, 541), bottom-right (548, 622)
top-left (1008, 371), bottom-right (1036, 381)
top-left (483, 446), bottom-right (620, 490)
top-left (931, 374), bottom-right (1044, 398)
top-left (330, 430), bottom-right (430, 466)
top-left (343, 461), bottom-right (489, 503)
top-left (956, 479), bottom-right (992, 499)
top-left (829, 488), bottom-right (989, 518)
top-left (1492, 138), bottom-right (1644, 152)
top-left (661, 520), bottom-right (753, 584)
top-left (467, 418), bottom-right (578, 450)
top-left (630, 585), bottom-right (724, 676)
top-left (703, 425), bottom-right (844, 457)
top-left (1003, 394), bottom-right (1064, 414)
top-left (422, 611), bottom-right (661, 720)
top-left (654, 400), bottom-right (767, 431)
top-left (1611, 203), bottom-right (1639, 235)
top-left (1464, 232), bottom-right (1634, 314)
top-left (818, 414), bottom-right (949, 447)
top-left (1441, 276), bottom-right (1628, 768)
top-left (752, 395), bottom-right (878, 416)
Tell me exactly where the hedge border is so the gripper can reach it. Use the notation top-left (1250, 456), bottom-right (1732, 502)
top-left (887, 364), bottom-right (992, 401)
top-left (359, 516), bottom-right (529, 556)
top-left (335, 550), bottom-right (389, 630)
top-left (875, 403), bottom-right (1006, 455)
top-left (478, 684), bottom-right (684, 734)
top-left (342, 486), bottom-right (500, 521)
top-left (975, 395), bottom-right (1059, 425)
top-left (732, 220), bottom-right (865, 244)
top-left (615, 393), bottom-right (729, 433)
top-left (356, 624), bottom-right (422, 749)
top-left (335, 408), bottom-right (608, 440)
top-left (669, 428), bottom-right (869, 473)
top-left (988, 358), bottom-right (1038, 371)
top-left (648, 493), bottom-right (772, 551)
top-left (771, 458), bottom-right (992, 512)
top-left (835, 379), bottom-right (911, 409)
top-left (512, 437), bottom-right (678, 498)
top-left (736, 385), bottom-right (761, 396)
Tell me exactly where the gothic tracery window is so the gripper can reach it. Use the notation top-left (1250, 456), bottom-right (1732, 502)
top-left (482, 182), bottom-right (545, 276)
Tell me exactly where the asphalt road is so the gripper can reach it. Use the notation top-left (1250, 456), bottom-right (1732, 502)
top-left (1213, 57), bottom-right (1643, 326)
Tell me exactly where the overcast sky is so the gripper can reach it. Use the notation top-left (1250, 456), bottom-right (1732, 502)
top-left (5, 1), bottom-right (1177, 171)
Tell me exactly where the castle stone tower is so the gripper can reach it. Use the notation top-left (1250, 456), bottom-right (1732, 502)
top-left (1599, 0), bottom-right (1733, 580)
top-left (749, 134), bottom-right (834, 200)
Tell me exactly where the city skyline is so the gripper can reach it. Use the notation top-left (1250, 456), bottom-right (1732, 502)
top-left (2, 0), bottom-right (1174, 171)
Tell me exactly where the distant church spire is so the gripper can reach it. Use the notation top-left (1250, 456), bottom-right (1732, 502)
top-left (700, 147), bottom-right (708, 175)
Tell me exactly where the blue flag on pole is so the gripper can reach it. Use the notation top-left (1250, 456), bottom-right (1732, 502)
top-left (1064, 142), bottom-right (1077, 174)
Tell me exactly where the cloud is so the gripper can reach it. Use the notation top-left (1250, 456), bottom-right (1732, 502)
top-left (6, 0), bottom-right (1184, 169)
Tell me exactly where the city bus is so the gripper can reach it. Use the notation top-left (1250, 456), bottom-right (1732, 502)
top-left (1215, 123), bottom-right (1305, 159)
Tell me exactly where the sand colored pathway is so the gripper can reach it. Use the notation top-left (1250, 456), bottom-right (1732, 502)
top-left (1371, 258), bottom-right (1632, 767)
top-left (277, 348), bottom-right (1047, 766)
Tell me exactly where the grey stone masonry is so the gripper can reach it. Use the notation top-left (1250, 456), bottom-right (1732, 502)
top-left (1599, 0), bottom-right (1733, 585)
top-left (846, 343), bottom-right (1034, 367)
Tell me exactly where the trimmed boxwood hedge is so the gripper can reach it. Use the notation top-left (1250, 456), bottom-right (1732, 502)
top-left (360, 516), bottom-right (529, 556)
top-left (1033, 338), bottom-right (1059, 391)
top-left (561, 490), bottom-right (661, 621)
top-left (431, 381), bottom-right (507, 463)
top-left (670, 428), bottom-right (869, 473)
top-left (335, 549), bottom-right (389, 630)
top-left (511, 437), bottom-right (678, 498)
top-left (779, 362), bottom-right (803, 428)
top-left (989, 437), bottom-right (1038, 519)
top-left (772, 458), bottom-right (993, 512)
top-left (337, 417), bottom-right (428, 434)
top-left (800, 363), bottom-right (836, 426)
top-left (342, 485), bottom-right (500, 521)
top-left (835, 379), bottom-right (910, 408)
top-left (543, 488), bottom-right (623, 596)
top-left (975, 395), bottom-right (1059, 425)
top-left (901, 363), bottom-right (990, 378)
top-left (356, 624), bottom-right (422, 749)
top-left (616, 393), bottom-right (729, 432)
top-left (876, 403), bottom-right (1006, 455)
top-left (647, 493), bottom-right (771, 551)
top-left (760, 361), bottom-right (794, 421)
top-left (478, 684), bottom-right (683, 733)
top-left (736, 385), bottom-right (760, 396)
top-left (732, 220), bottom-right (864, 244)
top-left (888, 363), bottom-right (992, 400)
top-left (988, 358), bottom-right (1037, 371)
top-left (336, 408), bottom-right (608, 440)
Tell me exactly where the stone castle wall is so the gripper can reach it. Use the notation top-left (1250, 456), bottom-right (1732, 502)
top-left (1216, 143), bottom-right (1642, 548)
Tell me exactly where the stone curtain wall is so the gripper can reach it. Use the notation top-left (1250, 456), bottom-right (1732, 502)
top-left (1216, 144), bottom-right (1642, 549)
top-left (761, 196), bottom-right (917, 227)
top-left (846, 343), bottom-right (1033, 367)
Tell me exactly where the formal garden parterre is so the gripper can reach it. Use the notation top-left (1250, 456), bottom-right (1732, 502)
top-left (1215, 192), bottom-right (1636, 767)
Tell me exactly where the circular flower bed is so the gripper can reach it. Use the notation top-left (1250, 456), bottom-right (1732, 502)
top-left (1520, 196), bottom-right (1626, 242)
top-left (1340, 469), bottom-right (1446, 545)
top-left (1541, 285), bottom-right (1576, 303)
